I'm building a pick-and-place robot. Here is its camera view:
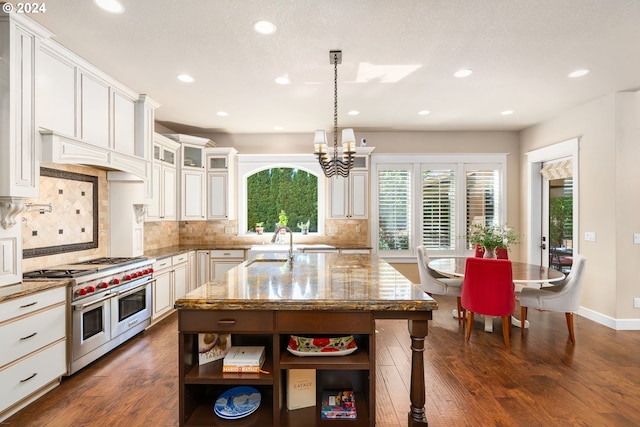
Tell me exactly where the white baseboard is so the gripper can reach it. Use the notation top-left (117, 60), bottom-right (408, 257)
top-left (578, 306), bottom-right (640, 330)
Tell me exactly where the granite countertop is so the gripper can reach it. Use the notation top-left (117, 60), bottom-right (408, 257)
top-left (144, 244), bottom-right (372, 261)
top-left (175, 252), bottom-right (437, 312)
top-left (0, 279), bottom-right (70, 303)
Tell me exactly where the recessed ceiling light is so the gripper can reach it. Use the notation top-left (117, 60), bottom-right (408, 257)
top-left (177, 74), bottom-right (194, 83)
top-left (348, 110), bottom-right (360, 116)
top-left (274, 75), bottom-right (290, 85)
top-left (94, 0), bottom-right (124, 14)
top-left (418, 110), bottom-right (431, 116)
top-left (274, 126), bottom-right (284, 131)
top-left (568, 69), bottom-right (590, 78)
top-left (501, 110), bottom-right (514, 115)
top-left (453, 69), bottom-right (473, 78)
top-left (216, 111), bottom-right (229, 117)
top-left (254, 20), bottom-right (277, 35)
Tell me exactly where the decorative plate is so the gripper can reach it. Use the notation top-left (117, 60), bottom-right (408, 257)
top-left (214, 386), bottom-right (261, 419)
top-left (287, 335), bottom-right (358, 357)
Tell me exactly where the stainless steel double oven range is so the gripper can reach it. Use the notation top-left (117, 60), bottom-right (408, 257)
top-left (24, 257), bottom-right (156, 375)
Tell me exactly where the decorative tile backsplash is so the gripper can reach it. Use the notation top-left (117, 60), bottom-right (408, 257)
top-left (22, 164), bottom-right (108, 271)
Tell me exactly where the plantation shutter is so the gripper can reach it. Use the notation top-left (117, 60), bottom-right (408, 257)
top-left (377, 167), bottom-right (412, 250)
top-left (465, 168), bottom-right (501, 248)
top-left (421, 169), bottom-right (456, 250)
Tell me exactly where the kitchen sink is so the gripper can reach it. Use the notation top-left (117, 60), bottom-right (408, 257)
top-left (245, 258), bottom-right (290, 268)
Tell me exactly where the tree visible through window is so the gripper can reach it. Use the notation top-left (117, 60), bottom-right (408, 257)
top-left (247, 168), bottom-right (318, 233)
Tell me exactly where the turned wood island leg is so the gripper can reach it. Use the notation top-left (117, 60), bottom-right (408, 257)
top-left (408, 319), bottom-right (429, 426)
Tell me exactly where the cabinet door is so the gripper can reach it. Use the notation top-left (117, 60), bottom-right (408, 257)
top-left (80, 73), bottom-right (109, 147)
top-left (181, 170), bottom-right (205, 220)
top-left (207, 172), bottom-right (228, 219)
top-left (211, 260), bottom-right (241, 279)
top-left (196, 251), bottom-right (210, 286)
top-left (173, 262), bottom-right (188, 300)
top-left (188, 251), bottom-right (197, 292)
top-left (162, 166), bottom-right (177, 220)
top-left (113, 92), bottom-right (135, 155)
top-left (153, 269), bottom-right (173, 319)
top-left (37, 48), bottom-right (75, 137)
top-left (349, 171), bottom-right (369, 219)
top-left (329, 176), bottom-right (349, 218)
top-left (146, 162), bottom-right (161, 220)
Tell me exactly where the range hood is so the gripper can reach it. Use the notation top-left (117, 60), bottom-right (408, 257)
top-left (40, 130), bottom-right (149, 180)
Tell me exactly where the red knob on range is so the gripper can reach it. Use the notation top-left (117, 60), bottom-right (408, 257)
top-left (131, 272), bottom-right (138, 278)
top-left (78, 288), bottom-right (87, 296)
top-left (124, 274), bottom-right (132, 281)
top-left (99, 282), bottom-right (108, 289)
top-left (149, 268), bottom-right (154, 274)
top-left (141, 269), bottom-right (148, 275)
top-left (86, 286), bottom-right (95, 293)
top-left (112, 278), bottom-right (120, 285)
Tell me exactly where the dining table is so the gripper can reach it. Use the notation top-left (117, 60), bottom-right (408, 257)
top-left (428, 257), bottom-right (565, 332)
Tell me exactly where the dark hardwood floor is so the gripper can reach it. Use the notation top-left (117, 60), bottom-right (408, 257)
top-left (5, 295), bottom-right (640, 426)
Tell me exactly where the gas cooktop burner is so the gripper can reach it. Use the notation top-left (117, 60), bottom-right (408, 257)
top-left (74, 257), bottom-right (147, 265)
top-left (23, 268), bottom-right (99, 279)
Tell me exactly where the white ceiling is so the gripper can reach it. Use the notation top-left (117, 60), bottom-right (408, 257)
top-left (24, 0), bottom-right (640, 135)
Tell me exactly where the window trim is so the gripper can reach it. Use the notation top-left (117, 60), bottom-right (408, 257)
top-left (371, 153), bottom-right (508, 261)
top-left (237, 154), bottom-right (326, 235)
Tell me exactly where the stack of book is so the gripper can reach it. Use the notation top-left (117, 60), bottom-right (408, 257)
top-left (321, 390), bottom-right (357, 419)
top-left (222, 346), bottom-right (266, 373)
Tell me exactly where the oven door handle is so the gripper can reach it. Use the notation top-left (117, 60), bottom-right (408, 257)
top-left (117, 279), bottom-right (155, 298)
top-left (72, 293), bottom-right (114, 311)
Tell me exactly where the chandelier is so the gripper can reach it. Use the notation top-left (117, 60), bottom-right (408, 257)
top-left (314, 50), bottom-right (356, 178)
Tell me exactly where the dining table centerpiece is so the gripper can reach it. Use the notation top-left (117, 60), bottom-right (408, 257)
top-left (467, 223), bottom-right (520, 258)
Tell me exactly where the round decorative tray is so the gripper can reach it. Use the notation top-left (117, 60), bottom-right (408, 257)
top-left (287, 335), bottom-right (358, 357)
top-left (214, 386), bottom-right (261, 419)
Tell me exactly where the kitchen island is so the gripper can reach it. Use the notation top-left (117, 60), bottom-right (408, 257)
top-left (175, 252), bottom-right (437, 426)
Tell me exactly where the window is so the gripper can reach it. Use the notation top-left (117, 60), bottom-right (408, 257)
top-left (373, 154), bottom-right (506, 258)
top-left (237, 154), bottom-right (326, 235)
top-left (247, 168), bottom-right (318, 232)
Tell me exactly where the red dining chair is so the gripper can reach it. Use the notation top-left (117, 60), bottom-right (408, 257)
top-left (461, 257), bottom-right (515, 348)
top-left (474, 244), bottom-right (509, 259)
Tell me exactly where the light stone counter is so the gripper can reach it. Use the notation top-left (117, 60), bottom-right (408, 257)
top-left (175, 252), bottom-right (437, 311)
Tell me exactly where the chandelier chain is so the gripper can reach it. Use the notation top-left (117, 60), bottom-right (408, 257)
top-left (333, 51), bottom-right (339, 167)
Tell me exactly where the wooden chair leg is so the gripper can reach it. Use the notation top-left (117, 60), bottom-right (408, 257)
top-left (521, 306), bottom-right (528, 336)
top-left (565, 312), bottom-right (575, 344)
top-left (456, 297), bottom-right (462, 324)
top-left (465, 312), bottom-right (474, 342)
top-left (501, 316), bottom-right (511, 349)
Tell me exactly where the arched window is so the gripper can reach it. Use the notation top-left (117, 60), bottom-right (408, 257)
top-left (238, 154), bottom-right (326, 235)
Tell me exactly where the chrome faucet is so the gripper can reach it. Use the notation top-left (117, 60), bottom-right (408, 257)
top-left (271, 225), bottom-right (294, 263)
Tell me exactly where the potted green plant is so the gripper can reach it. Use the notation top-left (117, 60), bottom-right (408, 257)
top-left (277, 210), bottom-right (288, 227)
top-left (297, 220), bottom-right (310, 235)
top-left (466, 223), bottom-right (520, 258)
top-left (255, 222), bottom-right (264, 235)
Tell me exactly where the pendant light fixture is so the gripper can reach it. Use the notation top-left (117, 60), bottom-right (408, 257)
top-left (314, 50), bottom-right (356, 178)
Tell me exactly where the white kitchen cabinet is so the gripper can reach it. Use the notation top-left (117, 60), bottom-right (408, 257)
top-left (0, 14), bottom-right (40, 200)
top-left (164, 134), bottom-right (212, 221)
top-left (80, 72), bottom-right (110, 148)
top-left (328, 148), bottom-right (374, 220)
top-left (112, 91), bottom-right (136, 156)
top-left (206, 148), bottom-right (237, 220)
top-left (147, 134), bottom-right (179, 221)
top-left (0, 287), bottom-right (66, 422)
top-left (152, 253), bottom-right (189, 322)
top-left (196, 250), bottom-right (210, 287)
top-left (210, 249), bottom-right (245, 279)
top-left (329, 170), bottom-right (369, 219)
top-left (37, 46), bottom-right (76, 137)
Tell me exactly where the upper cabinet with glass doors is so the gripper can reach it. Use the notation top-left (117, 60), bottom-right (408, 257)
top-left (206, 147), bottom-right (238, 220)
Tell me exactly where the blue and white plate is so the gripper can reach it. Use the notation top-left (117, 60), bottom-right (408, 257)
top-left (214, 386), bottom-right (261, 419)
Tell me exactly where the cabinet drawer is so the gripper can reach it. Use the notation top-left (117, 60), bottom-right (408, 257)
top-left (0, 304), bottom-right (66, 368)
top-left (153, 257), bottom-right (172, 271)
top-left (172, 253), bottom-right (189, 264)
top-left (0, 287), bottom-right (66, 324)
top-left (210, 249), bottom-right (244, 259)
top-left (180, 311), bottom-right (274, 333)
top-left (0, 340), bottom-right (66, 412)
top-left (277, 312), bottom-right (373, 334)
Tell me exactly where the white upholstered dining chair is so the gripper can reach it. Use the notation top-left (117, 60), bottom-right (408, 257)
top-left (416, 245), bottom-right (464, 323)
top-left (518, 255), bottom-right (586, 344)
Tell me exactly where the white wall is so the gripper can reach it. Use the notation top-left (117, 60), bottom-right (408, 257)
top-left (520, 92), bottom-right (640, 326)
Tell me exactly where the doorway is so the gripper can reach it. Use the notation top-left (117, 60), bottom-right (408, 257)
top-left (526, 138), bottom-right (579, 266)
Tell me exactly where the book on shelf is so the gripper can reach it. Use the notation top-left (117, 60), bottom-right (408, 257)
top-left (198, 333), bottom-right (232, 366)
top-left (286, 369), bottom-right (316, 410)
top-left (222, 346), bottom-right (265, 372)
top-left (321, 390), bottom-right (357, 419)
